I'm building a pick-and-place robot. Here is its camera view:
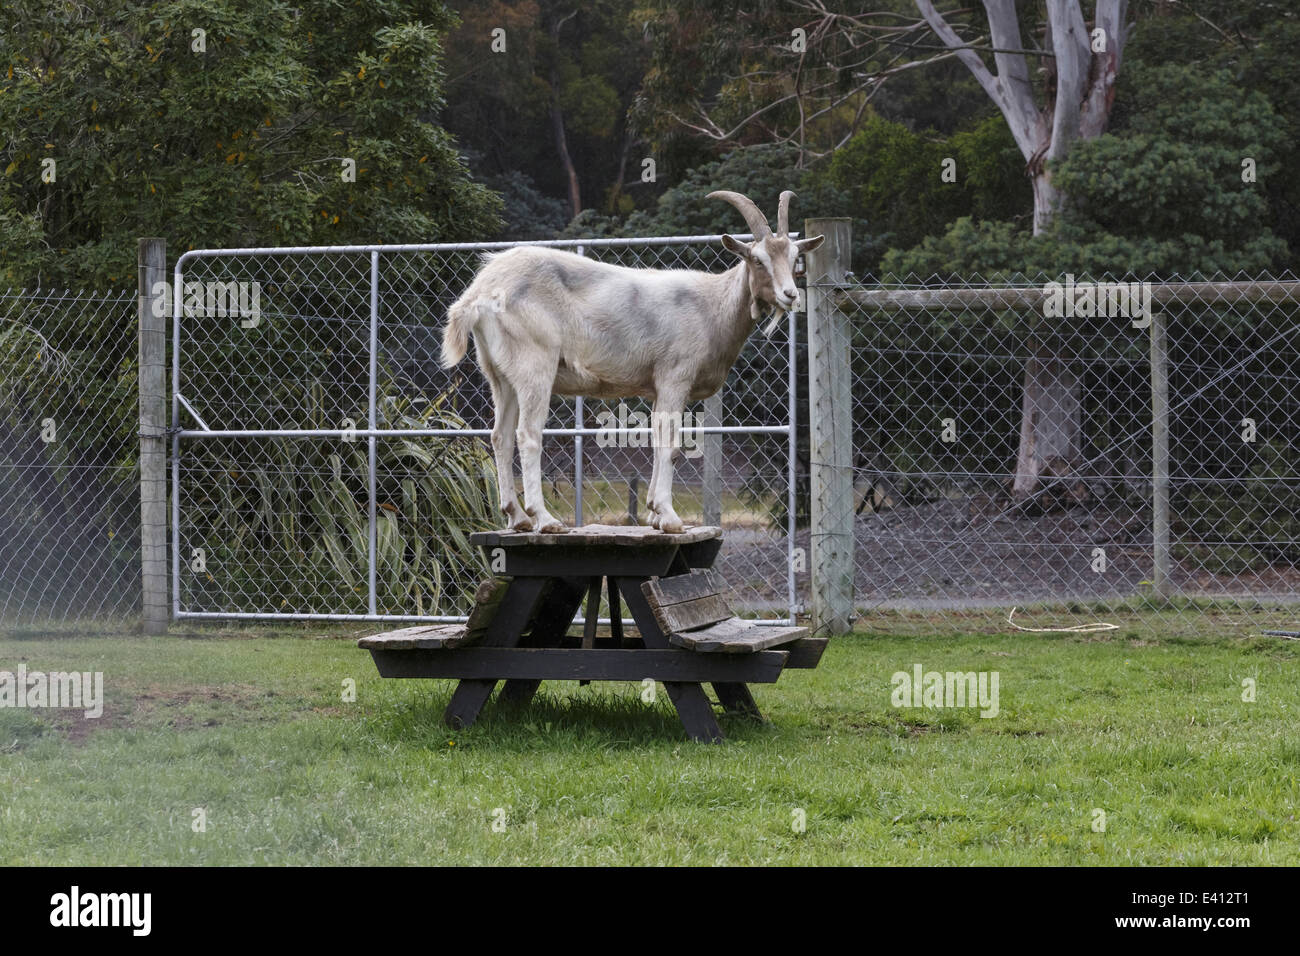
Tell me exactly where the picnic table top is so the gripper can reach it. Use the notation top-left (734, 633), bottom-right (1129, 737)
top-left (469, 523), bottom-right (722, 548)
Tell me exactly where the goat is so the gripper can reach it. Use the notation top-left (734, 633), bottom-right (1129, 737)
top-left (440, 190), bottom-right (824, 534)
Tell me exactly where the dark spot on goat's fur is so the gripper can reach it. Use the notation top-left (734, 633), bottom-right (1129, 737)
top-left (550, 262), bottom-right (578, 291)
top-left (673, 287), bottom-right (701, 310)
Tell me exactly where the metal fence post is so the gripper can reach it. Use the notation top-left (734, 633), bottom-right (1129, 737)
top-left (701, 392), bottom-right (723, 526)
top-left (368, 251), bottom-right (380, 616)
top-left (574, 244), bottom-right (586, 527)
top-left (1150, 306), bottom-right (1172, 599)
top-left (805, 218), bottom-right (854, 633)
top-left (138, 238), bottom-right (168, 634)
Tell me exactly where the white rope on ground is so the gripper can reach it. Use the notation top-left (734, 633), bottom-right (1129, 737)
top-left (1006, 607), bottom-right (1119, 633)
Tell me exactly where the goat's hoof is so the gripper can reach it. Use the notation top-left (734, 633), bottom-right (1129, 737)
top-left (507, 515), bottom-right (534, 532)
top-left (659, 517), bottom-right (685, 534)
top-left (537, 518), bottom-right (567, 534)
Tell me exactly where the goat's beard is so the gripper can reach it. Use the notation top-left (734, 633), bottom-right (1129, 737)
top-left (755, 301), bottom-right (784, 337)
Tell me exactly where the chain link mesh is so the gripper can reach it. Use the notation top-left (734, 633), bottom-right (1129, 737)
top-left (0, 289), bottom-right (141, 625)
top-left (829, 273), bottom-right (1300, 633)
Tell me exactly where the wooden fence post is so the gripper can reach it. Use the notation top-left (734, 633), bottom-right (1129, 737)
top-left (138, 238), bottom-right (168, 634)
top-left (805, 218), bottom-right (854, 633)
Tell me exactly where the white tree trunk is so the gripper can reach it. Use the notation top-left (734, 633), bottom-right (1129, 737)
top-left (1013, 351), bottom-right (1082, 497)
top-left (914, 0), bottom-right (1127, 497)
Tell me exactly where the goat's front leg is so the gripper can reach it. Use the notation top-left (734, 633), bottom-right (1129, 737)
top-left (648, 393), bottom-right (687, 534)
top-left (515, 379), bottom-right (567, 533)
top-left (643, 416), bottom-right (661, 527)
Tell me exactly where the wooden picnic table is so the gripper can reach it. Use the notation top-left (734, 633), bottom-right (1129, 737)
top-left (359, 525), bottom-right (827, 742)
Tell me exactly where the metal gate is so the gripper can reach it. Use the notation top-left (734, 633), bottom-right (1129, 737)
top-left (171, 237), bottom-right (800, 625)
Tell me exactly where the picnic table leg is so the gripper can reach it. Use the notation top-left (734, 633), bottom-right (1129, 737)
top-left (617, 577), bottom-right (724, 743)
top-left (711, 682), bottom-right (763, 720)
top-left (662, 683), bottom-right (725, 743)
top-left (445, 576), bottom-right (551, 729)
top-left (499, 575), bottom-right (587, 707)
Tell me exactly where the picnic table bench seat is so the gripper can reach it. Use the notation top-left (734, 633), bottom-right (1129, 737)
top-left (358, 578), bottom-right (510, 651)
top-left (640, 569), bottom-right (810, 654)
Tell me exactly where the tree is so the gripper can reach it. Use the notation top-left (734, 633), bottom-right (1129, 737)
top-left (915, 1), bottom-right (1129, 235)
top-left (911, 1), bottom-right (1128, 497)
top-left (881, 64), bottom-right (1289, 277)
top-left (441, 1), bottom-right (648, 221)
top-left (882, 60), bottom-right (1289, 501)
top-left (0, 0), bottom-right (500, 289)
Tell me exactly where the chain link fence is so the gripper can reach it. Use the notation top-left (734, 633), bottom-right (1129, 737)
top-left (830, 273), bottom-right (1300, 633)
top-left (4, 257), bottom-right (1297, 636)
top-left (171, 237), bottom-right (798, 624)
top-left (0, 289), bottom-right (142, 625)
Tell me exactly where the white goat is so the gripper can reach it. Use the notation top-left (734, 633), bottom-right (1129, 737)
top-left (441, 190), bottom-right (823, 534)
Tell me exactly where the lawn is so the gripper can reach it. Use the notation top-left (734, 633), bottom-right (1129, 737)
top-left (1, 614), bottom-right (1297, 865)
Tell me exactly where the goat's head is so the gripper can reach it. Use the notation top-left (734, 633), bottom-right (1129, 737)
top-left (709, 190), bottom-right (825, 321)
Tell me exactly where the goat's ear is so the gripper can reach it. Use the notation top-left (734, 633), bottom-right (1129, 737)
top-left (721, 234), bottom-right (751, 260)
top-left (796, 235), bottom-right (825, 253)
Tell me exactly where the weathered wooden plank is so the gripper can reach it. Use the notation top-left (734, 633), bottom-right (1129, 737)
top-left (651, 593), bottom-right (734, 634)
top-left (358, 624), bottom-right (467, 650)
top-left (641, 570), bottom-right (733, 635)
top-left (616, 576), bottom-right (671, 649)
top-left (368, 647), bottom-right (790, 683)
top-left (463, 577), bottom-right (510, 641)
top-left (607, 576), bottom-right (623, 643)
top-left (357, 577), bottom-right (509, 651)
top-left (645, 568), bottom-right (727, 604)
top-left (445, 576), bottom-right (553, 729)
top-left (487, 545), bottom-right (680, 578)
top-left (679, 537), bottom-right (723, 570)
top-left (581, 577), bottom-right (601, 650)
top-left (470, 524), bottom-right (721, 548)
top-left (782, 637), bottom-right (830, 669)
top-left (668, 621), bottom-right (808, 654)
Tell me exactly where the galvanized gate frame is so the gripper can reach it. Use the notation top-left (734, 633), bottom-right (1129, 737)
top-left (171, 236), bottom-right (799, 625)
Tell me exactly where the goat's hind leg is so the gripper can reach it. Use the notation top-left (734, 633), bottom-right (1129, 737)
top-left (483, 362), bottom-right (529, 531)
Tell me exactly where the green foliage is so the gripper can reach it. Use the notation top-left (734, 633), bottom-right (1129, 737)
top-left (479, 169), bottom-right (570, 241)
top-left (442, 1), bottom-right (648, 218)
top-left (562, 142), bottom-right (878, 263)
top-left (1122, 1), bottom-right (1300, 267)
top-left (184, 376), bottom-right (499, 616)
top-left (811, 114), bottom-right (1025, 271)
top-left (882, 65), bottom-right (1290, 279)
top-left (0, 0), bottom-right (501, 288)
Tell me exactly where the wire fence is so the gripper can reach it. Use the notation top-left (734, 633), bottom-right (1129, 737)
top-left (833, 273), bottom-right (1300, 633)
top-left (2, 262), bottom-right (1298, 636)
top-left (170, 237), bottom-right (798, 624)
top-left (0, 289), bottom-right (142, 624)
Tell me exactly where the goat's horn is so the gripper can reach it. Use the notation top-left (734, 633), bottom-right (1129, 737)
top-left (707, 190), bottom-right (771, 239)
top-left (777, 190), bottom-right (796, 236)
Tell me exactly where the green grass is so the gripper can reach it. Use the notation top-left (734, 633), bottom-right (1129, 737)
top-left (1, 616), bottom-right (1297, 865)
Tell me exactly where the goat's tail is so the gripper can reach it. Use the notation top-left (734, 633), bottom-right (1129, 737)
top-left (440, 297), bottom-right (477, 369)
